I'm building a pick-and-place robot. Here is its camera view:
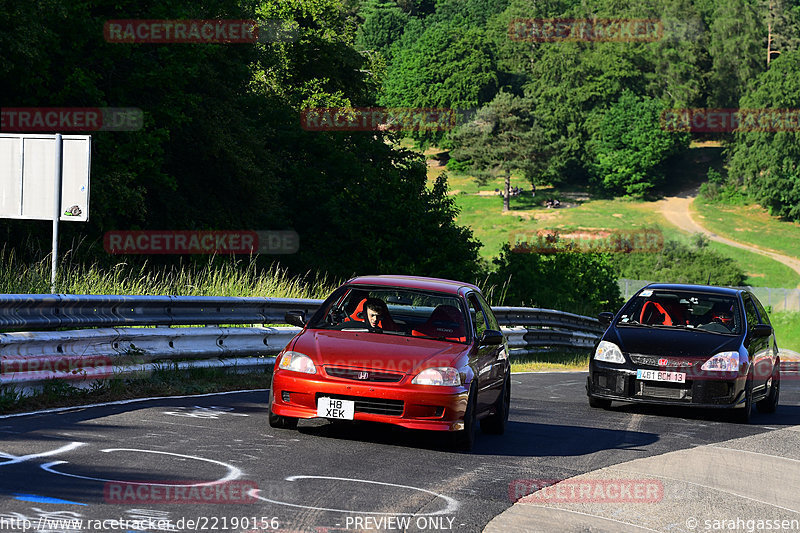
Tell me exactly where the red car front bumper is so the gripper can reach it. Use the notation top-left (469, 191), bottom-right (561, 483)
top-left (270, 370), bottom-right (470, 432)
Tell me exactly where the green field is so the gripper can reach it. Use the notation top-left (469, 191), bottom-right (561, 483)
top-left (772, 312), bottom-right (800, 357)
top-left (433, 168), bottom-right (800, 288)
top-left (694, 200), bottom-right (800, 282)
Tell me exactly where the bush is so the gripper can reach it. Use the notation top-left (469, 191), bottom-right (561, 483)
top-left (698, 167), bottom-right (747, 204)
top-left (489, 243), bottom-right (623, 316)
top-left (611, 239), bottom-right (747, 287)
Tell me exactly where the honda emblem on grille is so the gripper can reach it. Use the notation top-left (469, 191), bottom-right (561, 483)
top-left (357, 371), bottom-right (369, 380)
top-left (658, 358), bottom-right (668, 366)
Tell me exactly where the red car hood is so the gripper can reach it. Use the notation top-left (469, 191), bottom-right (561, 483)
top-left (292, 329), bottom-right (469, 374)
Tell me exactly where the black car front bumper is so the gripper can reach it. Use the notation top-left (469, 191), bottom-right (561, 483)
top-left (587, 363), bottom-right (748, 408)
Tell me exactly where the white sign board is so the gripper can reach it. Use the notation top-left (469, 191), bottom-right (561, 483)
top-left (0, 133), bottom-right (91, 222)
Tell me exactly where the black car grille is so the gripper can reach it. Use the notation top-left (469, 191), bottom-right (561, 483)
top-left (316, 393), bottom-right (404, 416)
top-left (324, 367), bottom-right (404, 383)
top-left (636, 381), bottom-right (691, 401)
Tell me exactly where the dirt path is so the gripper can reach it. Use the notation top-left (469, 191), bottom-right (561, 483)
top-left (657, 187), bottom-right (800, 281)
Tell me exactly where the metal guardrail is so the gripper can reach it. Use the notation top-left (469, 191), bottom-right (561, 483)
top-left (1, 294), bottom-right (797, 394)
top-left (0, 295), bottom-right (602, 392)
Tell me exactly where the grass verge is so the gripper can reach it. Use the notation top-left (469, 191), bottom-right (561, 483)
top-left (0, 366), bottom-right (272, 415)
top-left (0, 248), bottom-right (334, 298)
top-left (510, 350), bottom-right (590, 373)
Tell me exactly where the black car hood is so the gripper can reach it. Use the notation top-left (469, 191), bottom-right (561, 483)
top-left (607, 326), bottom-right (742, 358)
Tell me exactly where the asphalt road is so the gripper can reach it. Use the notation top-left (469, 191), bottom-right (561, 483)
top-left (0, 372), bottom-right (798, 533)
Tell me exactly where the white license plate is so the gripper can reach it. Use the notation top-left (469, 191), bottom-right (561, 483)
top-left (637, 369), bottom-right (686, 383)
top-left (317, 397), bottom-right (355, 420)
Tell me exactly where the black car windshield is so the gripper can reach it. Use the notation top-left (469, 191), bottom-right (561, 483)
top-left (308, 286), bottom-right (469, 343)
top-left (616, 289), bottom-right (742, 335)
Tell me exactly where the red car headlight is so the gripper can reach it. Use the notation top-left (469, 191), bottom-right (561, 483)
top-left (278, 351), bottom-right (317, 374)
top-left (412, 367), bottom-right (461, 386)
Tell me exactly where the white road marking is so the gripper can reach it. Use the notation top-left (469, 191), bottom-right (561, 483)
top-left (249, 475), bottom-right (460, 516)
top-left (40, 448), bottom-right (242, 487)
top-left (0, 442), bottom-right (85, 467)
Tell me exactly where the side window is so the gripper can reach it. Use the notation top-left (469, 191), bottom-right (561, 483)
top-left (751, 295), bottom-right (771, 326)
top-left (743, 297), bottom-right (759, 329)
top-left (468, 295), bottom-right (488, 341)
top-left (475, 293), bottom-right (499, 331)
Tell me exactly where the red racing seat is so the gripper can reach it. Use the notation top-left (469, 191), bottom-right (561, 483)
top-left (411, 305), bottom-right (467, 341)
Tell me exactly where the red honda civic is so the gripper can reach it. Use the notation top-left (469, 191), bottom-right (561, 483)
top-left (269, 275), bottom-right (510, 450)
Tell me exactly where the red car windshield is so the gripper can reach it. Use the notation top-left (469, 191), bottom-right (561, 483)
top-left (617, 290), bottom-right (742, 335)
top-left (309, 286), bottom-right (469, 342)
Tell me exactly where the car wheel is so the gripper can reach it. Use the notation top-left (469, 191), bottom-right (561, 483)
top-left (733, 371), bottom-right (754, 424)
top-left (269, 401), bottom-right (298, 429)
top-left (588, 396), bottom-right (612, 409)
top-left (481, 373), bottom-right (510, 435)
top-left (268, 376), bottom-right (298, 430)
top-left (756, 364), bottom-right (780, 414)
top-left (451, 381), bottom-right (477, 452)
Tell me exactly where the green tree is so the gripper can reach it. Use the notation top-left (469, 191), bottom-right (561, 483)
top-left (381, 18), bottom-right (498, 144)
top-left (449, 92), bottom-right (549, 211)
top-left (708, 0), bottom-right (765, 108)
top-left (727, 50), bottom-right (800, 220)
top-left (355, 0), bottom-right (409, 60)
top-left (587, 91), bottom-right (690, 198)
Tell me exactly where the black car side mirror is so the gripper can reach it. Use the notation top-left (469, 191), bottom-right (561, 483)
top-left (598, 312), bottom-right (614, 325)
top-left (285, 311), bottom-right (306, 328)
top-left (479, 329), bottom-right (504, 345)
top-left (751, 323), bottom-right (773, 338)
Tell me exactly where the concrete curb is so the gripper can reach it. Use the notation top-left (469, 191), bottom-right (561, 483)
top-left (485, 425), bottom-right (800, 532)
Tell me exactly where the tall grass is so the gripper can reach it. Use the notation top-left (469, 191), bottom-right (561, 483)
top-left (0, 247), bottom-right (334, 298)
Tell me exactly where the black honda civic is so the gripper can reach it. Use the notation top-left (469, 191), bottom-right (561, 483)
top-left (587, 283), bottom-right (780, 422)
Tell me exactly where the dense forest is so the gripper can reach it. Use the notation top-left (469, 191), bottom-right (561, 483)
top-left (1, 0), bottom-right (799, 310)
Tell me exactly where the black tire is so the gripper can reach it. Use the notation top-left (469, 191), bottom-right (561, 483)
top-left (588, 396), bottom-right (612, 409)
top-left (481, 374), bottom-right (510, 435)
top-left (268, 376), bottom-right (298, 429)
top-left (756, 364), bottom-right (780, 414)
top-left (733, 371), bottom-right (754, 424)
top-left (269, 401), bottom-right (298, 429)
top-left (451, 382), bottom-right (477, 452)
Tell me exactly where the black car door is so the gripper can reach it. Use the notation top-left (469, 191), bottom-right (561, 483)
top-left (743, 294), bottom-right (770, 392)
top-left (467, 292), bottom-right (504, 413)
top-left (751, 293), bottom-right (778, 386)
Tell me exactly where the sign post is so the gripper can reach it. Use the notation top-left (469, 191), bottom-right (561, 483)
top-left (0, 133), bottom-right (91, 293)
top-left (51, 134), bottom-right (63, 291)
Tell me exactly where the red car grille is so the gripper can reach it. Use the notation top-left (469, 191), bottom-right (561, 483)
top-left (315, 393), bottom-right (404, 416)
top-left (325, 367), bottom-right (404, 383)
